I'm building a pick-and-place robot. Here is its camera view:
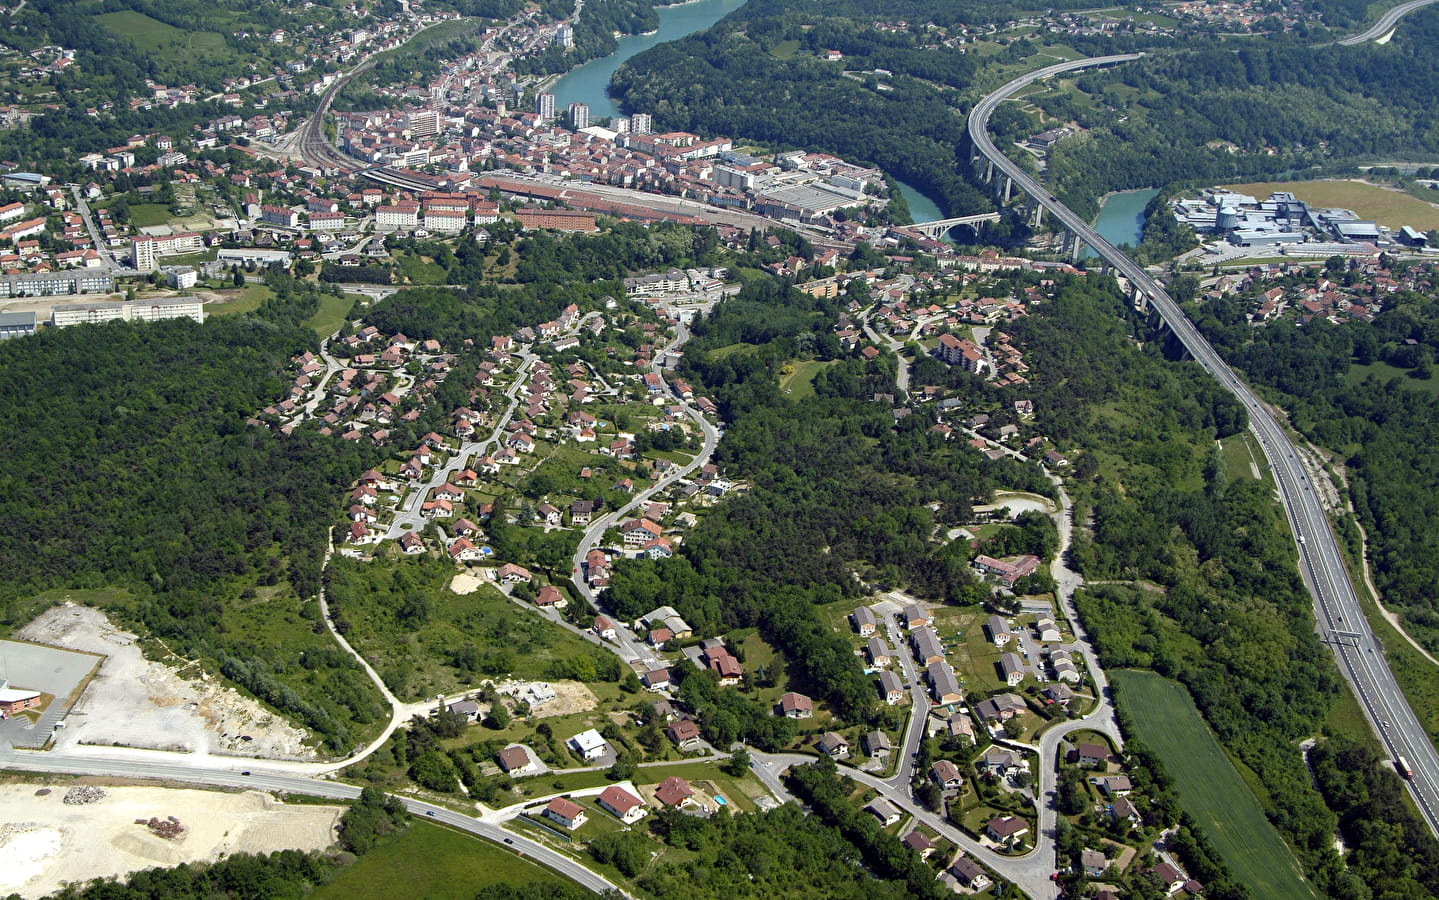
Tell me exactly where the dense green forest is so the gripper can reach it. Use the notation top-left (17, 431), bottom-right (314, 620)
top-left (1035, 17), bottom-right (1439, 213)
top-left (0, 281), bottom-right (392, 751)
top-left (1187, 274), bottom-right (1439, 652)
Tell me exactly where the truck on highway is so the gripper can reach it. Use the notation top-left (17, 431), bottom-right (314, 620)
top-left (1397, 756), bottom-right (1413, 779)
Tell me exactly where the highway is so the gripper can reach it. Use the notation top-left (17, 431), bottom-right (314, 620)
top-left (970, 54), bottom-right (1439, 838)
top-left (1337, 0), bottom-right (1438, 44)
top-left (0, 748), bottom-right (628, 896)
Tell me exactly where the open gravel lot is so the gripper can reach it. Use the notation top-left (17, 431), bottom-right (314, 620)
top-left (0, 782), bottom-right (342, 898)
top-left (19, 605), bottom-right (317, 760)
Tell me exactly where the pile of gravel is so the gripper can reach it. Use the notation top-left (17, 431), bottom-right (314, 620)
top-left (62, 786), bottom-right (106, 805)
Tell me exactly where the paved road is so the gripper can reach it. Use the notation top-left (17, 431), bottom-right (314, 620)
top-left (383, 349), bottom-right (536, 540)
top-left (1337, 0), bottom-right (1438, 43)
top-left (0, 748), bottom-right (628, 896)
top-left (567, 316), bottom-right (723, 665)
top-left (971, 54), bottom-right (1439, 838)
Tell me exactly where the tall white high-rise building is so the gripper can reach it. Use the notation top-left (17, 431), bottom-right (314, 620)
top-left (612, 116), bottom-right (631, 134)
top-left (568, 102), bottom-right (589, 130)
top-left (554, 24), bottom-right (574, 48)
top-left (631, 113), bottom-right (652, 135)
top-left (535, 91), bottom-right (555, 121)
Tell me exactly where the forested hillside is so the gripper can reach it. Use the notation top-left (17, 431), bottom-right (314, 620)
top-left (610, 0), bottom-right (994, 218)
top-left (1188, 275), bottom-right (1439, 652)
top-left (608, 275), bottom-right (1047, 734)
top-left (1037, 16), bottom-right (1439, 212)
top-left (0, 283), bottom-right (393, 751)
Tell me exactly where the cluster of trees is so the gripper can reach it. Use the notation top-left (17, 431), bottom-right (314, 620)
top-left (1188, 280), bottom-right (1439, 652)
top-left (19, 850), bottom-right (342, 900)
top-left (0, 279), bottom-right (395, 751)
top-left (513, 0), bottom-right (658, 76)
top-left (1308, 738), bottom-right (1439, 898)
top-left (786, 758), bottom-right (958, 899)
top-left (626, 792), bottom-right (927, 898)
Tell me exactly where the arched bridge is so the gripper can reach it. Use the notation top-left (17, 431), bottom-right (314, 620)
top-left (907, 212), bottom-right (1002, 239)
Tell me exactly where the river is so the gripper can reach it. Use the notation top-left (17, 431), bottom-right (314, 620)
top-left (552, 0), bottom-right (749, 119)
top-left (1080, 187), bottom-right (1160, 260)
top-left (893, 178), bottom-right (944, 226)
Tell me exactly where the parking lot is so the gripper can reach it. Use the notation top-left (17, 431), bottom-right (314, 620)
top-left (0, 639), bottom-right (102, 749)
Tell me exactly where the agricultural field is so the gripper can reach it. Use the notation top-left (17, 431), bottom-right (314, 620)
top-left (1221, 179), bottom-right (1439, 230)
top-left (313, 820), bottom-right (562, 900)
top-left (1111, 670), bottom-right (1317, 900)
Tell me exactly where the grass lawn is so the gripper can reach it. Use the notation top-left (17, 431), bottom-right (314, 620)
top-left (1346, 360), bottom-right (1439, 395)
top-left (127, 203), bottom-right (173, 229)
top-left (313, 820), bottom-right (564, 900)
top-left (96, 10), bottom-right (233, 60)
top-left (937, 609), bottom-right (1008, 695)
top-left (305, 292), bottom-right (354, 338)
top-left (339, 569), bottom-right (613, 703)
top-left (1218, 433), bottom-right (1270, 483)
top-left (1221, 179), bottom-right (1439, 230)
top-left (204, 285), bottom-right (272, 317)
top-left (779, 359), bottom-right (836, 400)
top-left (769, 39), bottom-right (801, 59)
top-left (705, 341), bottom-right (761, 360)
top-left (1111, 670), bottom-right (1317, 900)
top-left (393, 251), bottom-right (449, 285)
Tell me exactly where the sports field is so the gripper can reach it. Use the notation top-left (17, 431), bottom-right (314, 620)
top-left (1112, 670), bottom-right (1318, 900)
top-left (1221, 179), bottom-right (1439, 230)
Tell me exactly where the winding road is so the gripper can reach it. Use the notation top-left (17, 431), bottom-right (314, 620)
top-left (970, 54), bottom-right (1439, 838)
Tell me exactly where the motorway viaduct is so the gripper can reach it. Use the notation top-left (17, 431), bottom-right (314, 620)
top-left (968, 54), bottom-right (1439, 838)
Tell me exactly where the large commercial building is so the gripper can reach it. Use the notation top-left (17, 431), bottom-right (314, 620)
top-left (534, 91), bottom-right (555, 122)
top-left (215, 248), bottom-right (293, 267)
top-left (51, 297), bottom-right (204, 328)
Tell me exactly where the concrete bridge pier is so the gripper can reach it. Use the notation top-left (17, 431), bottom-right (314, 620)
top-left (1002, 176), bottom-right (1013, 203)
top-left (984, 160), bottom-right (994, 183)
top-left (1031, 204), bottom-right (1044, 228)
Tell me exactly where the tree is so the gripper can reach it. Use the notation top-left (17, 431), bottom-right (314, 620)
top-left (724, 746), bottom-right (751, 776)
top-left (409, 749), bottom-right (459, 792)
top-left (486, 700), bottom-right (510, 730)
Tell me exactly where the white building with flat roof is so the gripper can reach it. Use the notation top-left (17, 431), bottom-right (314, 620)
top-left (52, 297), bottom-right (203, 328)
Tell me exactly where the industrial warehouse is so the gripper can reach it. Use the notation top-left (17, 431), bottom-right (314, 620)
top-left (1173, 188), bottom-right (1432, 254)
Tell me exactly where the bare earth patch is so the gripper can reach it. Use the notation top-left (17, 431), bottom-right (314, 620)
top-left (19, 604), bottom-right (317, 760)
top-left (449, 572), bottom-right (485, 595)
top-left (0, 782), bottom-right (341, 899)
